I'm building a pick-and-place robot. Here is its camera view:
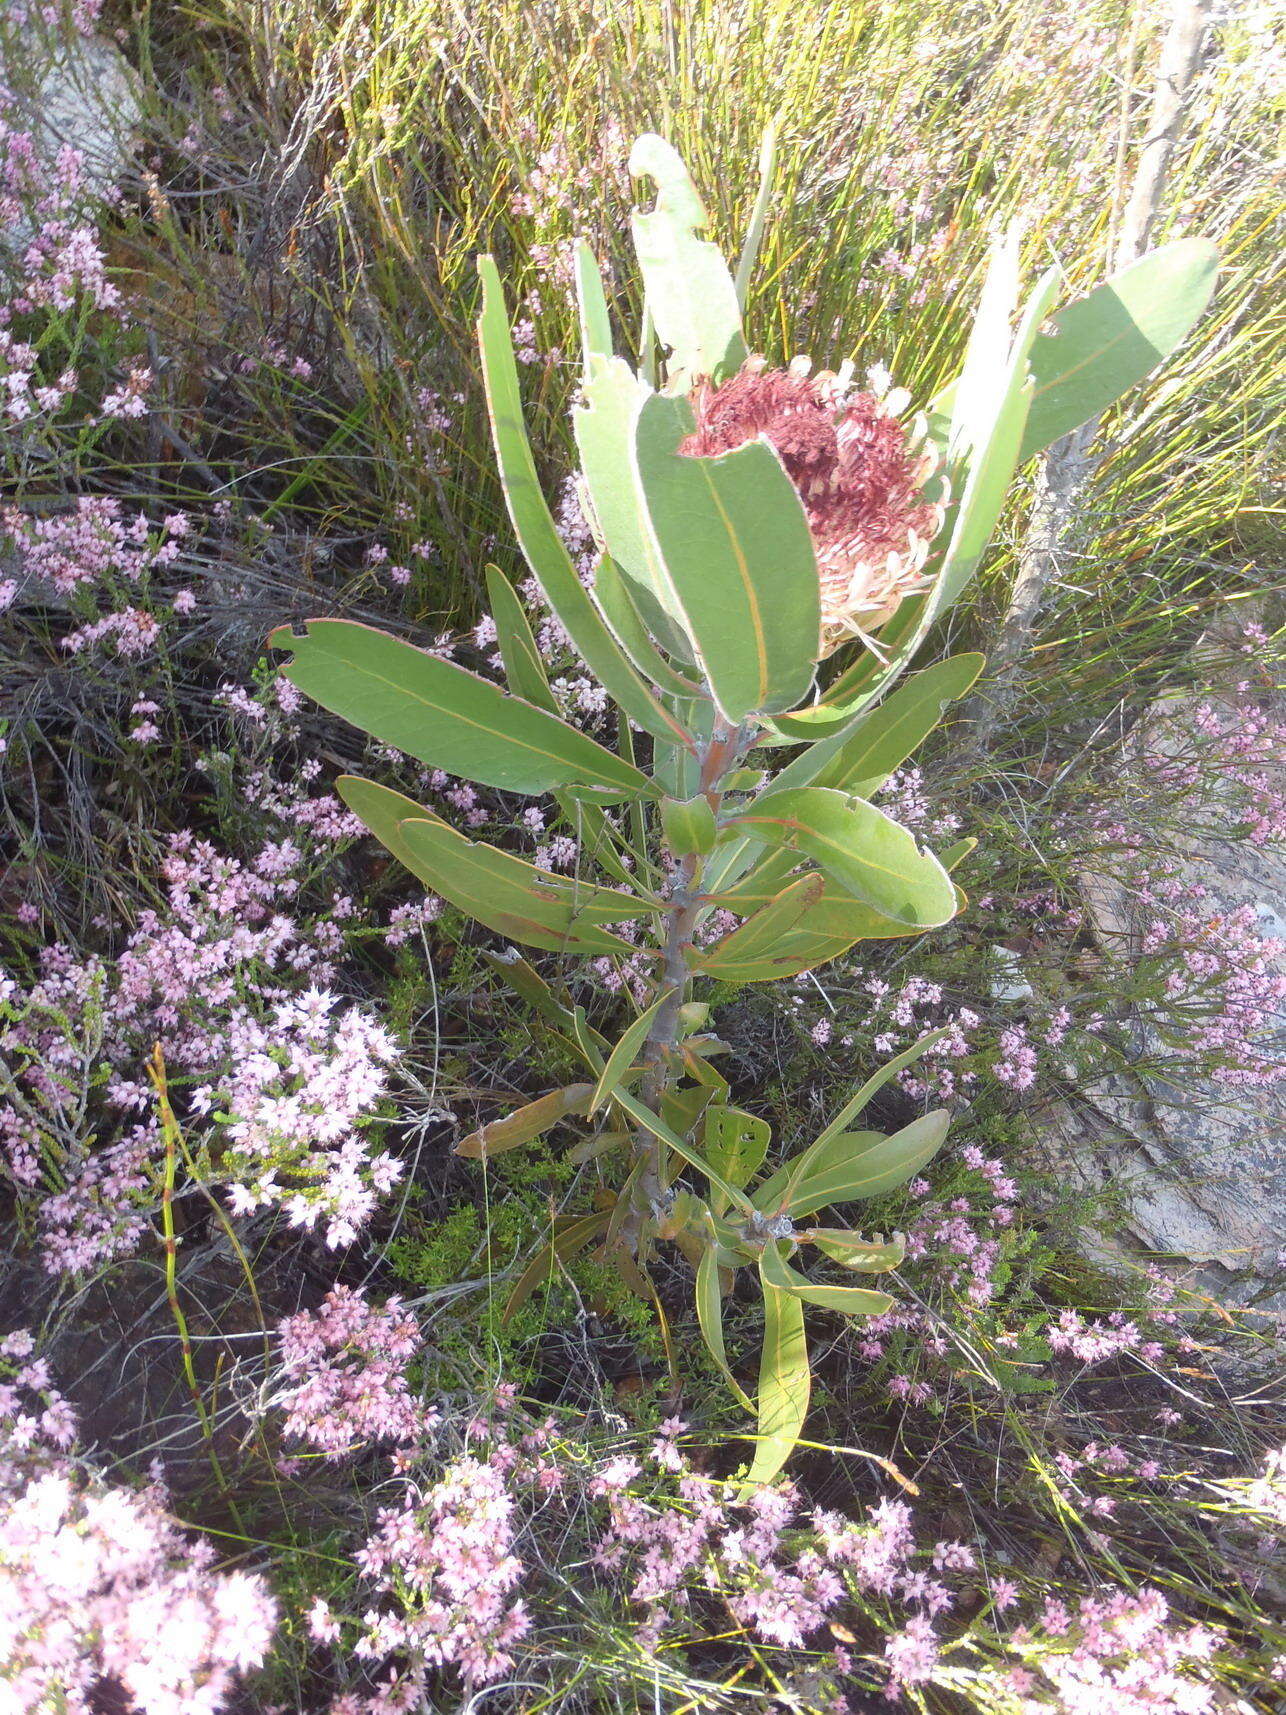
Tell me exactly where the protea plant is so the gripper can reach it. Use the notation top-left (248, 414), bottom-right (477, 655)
top-left (269, 132), bottom-right (1216, 1485)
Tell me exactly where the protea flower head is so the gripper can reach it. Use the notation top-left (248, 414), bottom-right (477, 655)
top-left (679, 356), bottom-right (946, 657)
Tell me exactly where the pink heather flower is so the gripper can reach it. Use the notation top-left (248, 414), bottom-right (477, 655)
top-left (680, 356), bottom-right (944, 655)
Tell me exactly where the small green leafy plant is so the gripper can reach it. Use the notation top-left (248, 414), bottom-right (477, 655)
top-left (270, 134), bottom-right (1215, 1484)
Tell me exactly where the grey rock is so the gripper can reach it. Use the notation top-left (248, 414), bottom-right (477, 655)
top-left (1, 24), bottom-right (140, 235)
top-left (1034, 669), bottom-right (1286, 1337)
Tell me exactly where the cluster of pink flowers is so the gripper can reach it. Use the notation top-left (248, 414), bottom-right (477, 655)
top-left (276, 1285), bottom-right (430, 1457)
top-left (1, 827), bottom-right (403, 1269)
top-left (202, 986), bottom-right (403, 1246)
top-left (995, 1586), bottom-right (1222, 1713)
top-left (0, 1331), bottom-right (277, 1715)
top-left (346, 1456), bottom-right (531, 1696)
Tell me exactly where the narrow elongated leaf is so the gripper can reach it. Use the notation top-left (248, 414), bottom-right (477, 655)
top-left (811, 1029), bottom-right (951, 1151)
top-left (741, 1273), bottom-right (810, 1490)
top-left (271, 619), bottom-right (648, 798)
top-left (808, 655), bottom-right (985, 794)
top-left (475, 255), bottom-right (692, 749)
top-left (612, 1087), bottom-right (755, 1215)
top-left (696, 1241), bottom-right (755, 1411)
top-left (752, 1042), bottom-right (946, 1211)
top-left (799, 1229), bottom-right (906, 1272)
top-left (1020, 238), bottom-right (1220, 462)
top-left (629, 134), bottom-right (747, 383)
top-left (503, 1211), bottom-right (608, 1324)
top-left (590, 995), bottom-right (666, 1115)
top-left (729, 788), bottom-right (956, 928)
top-left (782, 1111), bottom-right (952, 1219)
top-left (457, 1084), bottom-right (595, 1159)
top-left (594, 555), bottom-right (703, 697)
top-left (634, 392), bottom-right (820, 722)
top-left (396, 816), bottom-right (647, 956)
top-left (950, 221), bottom-right (1024, 466)
top-left (573, 238), bottom-right (613, 368)
top-left (485, 564), bottom-right (558, 712)
top-left (759, 1239), bottom-right (894, 1318)
top-left (734, 117), bottom-right (780, 312)
top-left (695, 874), bottom-right (827, 982)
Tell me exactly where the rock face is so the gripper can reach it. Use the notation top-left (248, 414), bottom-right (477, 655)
top-left (1, 22), bottom-right (140, 227)
top-left (1037, 675), bottom-right (1286, 1334)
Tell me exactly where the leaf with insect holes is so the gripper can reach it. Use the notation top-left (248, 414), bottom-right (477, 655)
top-left (629, 133), bottom-right (747, 383)
top-left (702, 1106), bottom-right (771, 1214)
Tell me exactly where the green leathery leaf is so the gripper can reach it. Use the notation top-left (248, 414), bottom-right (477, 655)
top-left (728, 788), bottom-right (956, 928)
top-left (590, 994), bottom-right (666, 1115)
top-left (628, 133), bottom-right (747, 383)
top-left (1019, 238), bottom-right (1219, 462)
top-left (808, 654), bottom-right (985, 795)
top-left (633, 391), bottom-right (820, 722)
top-left (456, 1084), bottom-right (595, 1160)
top-left (593, 556), bottom-right (704, 698)
top-left (337, 776), bottom-right (453, 895)
top-left (697, 1240), bottom-right (756, 1411)
top-left (270, 618), bottom-right (648, 799)
top-left (573, 238), bottom-right (613, 369)
top-left (740, 1272), bottom-right (810, 1490)
top-left (484, 564), bottom-right (557, 712)
top-left (781, 1111), bottom-right (952, 1219)
top-left (950, 220), bottom-right (1024, 466)
top-left (728, 876), bottom-right (957, 977)
top-left (397, 816), bottom-right (649, 956)
top-left (660, 793), bottom-right (717, 857)
top-left (810, 1029), bottom-right (952, 1154)
top-left (938, 836), bottom-right (977, 872)
top-left (694, 874), bottom-right (829, 982)
top-left (574, 358), bottom-right (695, 662)
top-left (475, 255), bottom-right (692, 750)
top-left (799, 1229), bottom-right (906, 1272)
top-left (753, 1042), bottom-right (948, 1212)
top-left (759, 1239), bottom-right (893, 1318)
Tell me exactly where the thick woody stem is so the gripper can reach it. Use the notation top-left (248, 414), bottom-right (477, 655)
top-left (626, 718), bottom-right (756, 1234)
